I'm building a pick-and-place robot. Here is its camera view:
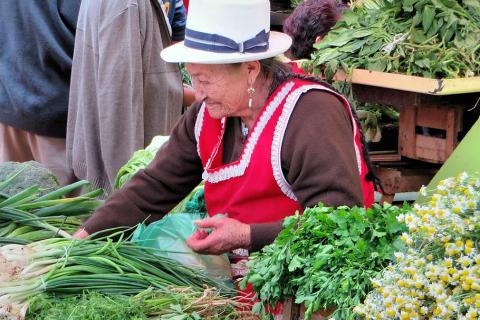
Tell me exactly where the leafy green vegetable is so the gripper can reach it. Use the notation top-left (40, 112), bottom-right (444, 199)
top-left (307, 0), bottom-right (480, 79)
top-left (27, 292), bottom-right (148, 320)
top-left (114, 136), bottom-right (169, 190)
top-left (27, 287), bottom-right (246, 320)
top-left (242, 203), bottom-right (408, 320)
top-left (180, 63), bottom-right (192, 86)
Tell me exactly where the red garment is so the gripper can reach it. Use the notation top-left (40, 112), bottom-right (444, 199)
top-left (196, 77), bottom-right (373, 221)
top-left (197, 80), bottom-right (303, 223)
top-left (183, 0), bottom-right (188, 12)
top-left (197, 79), bottom-right (307, 314)
top-left (196, 78), bottom-right (371, 315)
top-left (288, 61), bottom-right (306, 75)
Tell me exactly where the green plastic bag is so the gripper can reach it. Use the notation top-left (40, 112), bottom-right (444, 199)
top-left (131, 213), bottom-right (232, 283)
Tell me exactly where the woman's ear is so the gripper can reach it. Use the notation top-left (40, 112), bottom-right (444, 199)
top-left (244, 60), bottom-right (261, 85)
top-left (315, 35), bottom-right (324, 44)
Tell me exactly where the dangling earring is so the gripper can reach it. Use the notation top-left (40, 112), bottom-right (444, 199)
top-left (247, 87), bottom-right (255, 108)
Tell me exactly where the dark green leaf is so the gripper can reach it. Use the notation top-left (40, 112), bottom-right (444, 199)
top-left (422, 5), bottom-right (436, 33)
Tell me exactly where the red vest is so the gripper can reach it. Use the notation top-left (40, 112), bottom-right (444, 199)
top-left (195, 78), bottom-right (373, 225)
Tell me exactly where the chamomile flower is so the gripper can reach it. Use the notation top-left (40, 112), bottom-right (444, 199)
top-left (356, 173), bottom-right (480, 319)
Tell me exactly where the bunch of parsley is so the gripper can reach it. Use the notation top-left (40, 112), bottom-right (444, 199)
top-left (242, 203), bottom-right (408, 320)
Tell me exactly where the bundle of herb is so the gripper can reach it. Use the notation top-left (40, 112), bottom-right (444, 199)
top-left (27, 287), bottom-right (250, 320)
top-left (355, 173), bottom-right (480, 319)
top-left (27, 292), bottom-right (148, 320)
top-left (306, 0), bottom-right (480, 79)
top-left (242, 203), bottom-right (408, 319)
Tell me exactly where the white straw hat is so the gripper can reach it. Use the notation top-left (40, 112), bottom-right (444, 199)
top-left (160, 0), bottom-right (292, 64)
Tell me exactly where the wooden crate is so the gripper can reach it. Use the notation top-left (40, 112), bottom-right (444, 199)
top-left (332, 68), bottom-right (478, 164)
top-left (399, 104), bottom-right (463, 163)
top-left (334, 69), bottom-right (480, 95)
top-left (374, 165), bottom-right (438, 204)
top-left (282, 299), bottom-right (335, 320)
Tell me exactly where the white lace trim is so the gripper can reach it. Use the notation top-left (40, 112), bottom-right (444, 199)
top-left (194, 103), bottom-right (206, 157)
top-left (202, 81), bottom-right (296, 183)
top-left (272, 84), bottom-right (362, 201)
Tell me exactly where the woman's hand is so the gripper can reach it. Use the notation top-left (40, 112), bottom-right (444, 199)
top-left (186, 217), bottom-right (251, 255)
top-left (72, 227), bottom-right (90, 239)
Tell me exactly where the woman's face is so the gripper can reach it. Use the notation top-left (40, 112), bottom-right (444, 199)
top-left (186, 63), bottom-right (251, 119)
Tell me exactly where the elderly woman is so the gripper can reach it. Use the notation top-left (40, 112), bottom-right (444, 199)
top-left (74, 0), bottom-right (370, 260)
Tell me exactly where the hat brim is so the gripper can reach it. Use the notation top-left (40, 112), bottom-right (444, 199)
top-left (161, 31), bottom-right (292, 64)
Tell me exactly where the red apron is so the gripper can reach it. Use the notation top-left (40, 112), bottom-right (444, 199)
top-left (194, 78), bottom-right (370, 315)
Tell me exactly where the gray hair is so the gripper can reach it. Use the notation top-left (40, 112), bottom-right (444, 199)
top-left (258, 58), bottom-right (291, 95)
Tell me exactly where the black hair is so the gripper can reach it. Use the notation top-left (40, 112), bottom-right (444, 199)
top-left (283, 0), bottom-right (343, 60)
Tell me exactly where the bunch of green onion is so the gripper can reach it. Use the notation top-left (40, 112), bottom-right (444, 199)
top-left (0, 174), bottom-right (103, 244)
top-left (0, 231), bottom-right (235, 318)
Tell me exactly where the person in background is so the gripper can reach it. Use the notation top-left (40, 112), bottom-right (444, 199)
top-left (160, 0), bottom-right (187, 42)
top-left (283, 0), bottom-right (343, 71)
top-left (283, 0), bottom-right (376, 207)
top-left (0, 0), bottom-right (81, 186)
top-left (67, 0), bottom-right (187, 196)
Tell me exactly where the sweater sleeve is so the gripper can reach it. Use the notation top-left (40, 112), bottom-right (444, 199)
top-left (282, 90), bottom-right (364, 208)
top-left (83, 104), bottom-right (204, 235)
top-left (171, 0), bottom-right (186, 41)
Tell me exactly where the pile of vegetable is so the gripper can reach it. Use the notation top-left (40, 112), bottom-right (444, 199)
top-left (0, 169), bottom-right (234, 319)
top-left (180, 63), bottom-right (192, 87)
top-left (0, 165), bottom-right (103, 244)
top-left (114, 136), bottom-right (169, 190)
top-left (355, 172), bottom-right (480, 319)
top-left (334, 79), bottom-right (400, 143)
top-left (27, 287), bottom-right (249, 320)
top-left (307, 0), bottom-right (480, 79)
top-left (0, 162), bottom-right (245, 319)
top-left (242, 203), bottom-right (408, 319)
top-left (356, 103), bottom-right (399, 143)
top-left (0, 233), bottom-right (236, 318)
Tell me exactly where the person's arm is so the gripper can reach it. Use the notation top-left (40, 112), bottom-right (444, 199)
top-left (80, 104), bottom-right (204, 236)
top-left (170, 0), bottom-right (186, 41)
top-left (283, 90), bottom-right (364, 208)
